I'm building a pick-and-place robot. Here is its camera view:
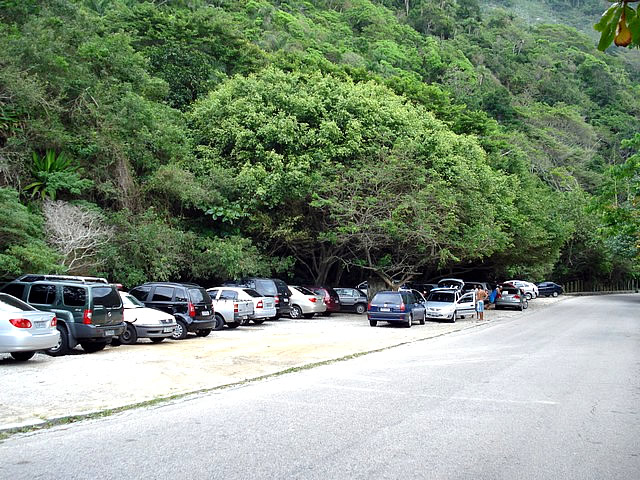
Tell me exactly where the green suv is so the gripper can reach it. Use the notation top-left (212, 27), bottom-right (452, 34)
top-left (1, 275), bottom-right (124, 356)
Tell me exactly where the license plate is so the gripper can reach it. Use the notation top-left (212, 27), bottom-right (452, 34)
top-left (380, 307), bottom-right (390, 312)
top-left (201, 311), bottom-right (210, 316)
top-left (105, 330), bottom-right (115, 336)
top-left (34, 321), bottom-right (46, 329)
top-left (283, 298), bottom-right (289, 303)
top-left (162, 327), bottom-right (173, 333)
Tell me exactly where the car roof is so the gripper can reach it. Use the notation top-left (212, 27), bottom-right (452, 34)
top-left (14, 274), bottom-right (109, 284)
top-left (429, 287), bottom-right (458, 293)
top-left (141, 282), bottom-right (201, 288)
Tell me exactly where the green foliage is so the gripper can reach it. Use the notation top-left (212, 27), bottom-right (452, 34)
top-left (25, 150), bottom-right (93, 200)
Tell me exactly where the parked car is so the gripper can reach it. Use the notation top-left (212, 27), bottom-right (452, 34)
top-left (129, 282), bottom-right (215, 340)
top-left (304, 286), bottom-right (341, 316)
top-left (334, 287), bottom-right (368, 314)
top-left (495, 284), bottom-right (529, 311)
top-left (117, 292), bottom-right (176, 345)
top-left (424, 288), bottom-right (475, 322)
top-left (367, 290), bottom-right (426, 327)
top-left (288, 286), bottom-right (326, 319)
top-left (355, 281), bottom-right (368, 296)
top-left (462, 282), bottom-right (493, 295)
top-left (437, 278), bottom-right (465, 292)
top-left (1, 277), bottom-right (124, 356)
top-left (407, 283), bottom-right (438, 297)
top-left (209, 287), bottom-right (276, 324)
top-left (206, 287), bottom-right (255, 329)
top-left (0, 293), bottom-right (59, 361)
top-left (224, 278), bottom-right (291, 318)
top-left (505, 280), bottom-right (538, 300)
top-left (535, 281), bottom-right (564, 297)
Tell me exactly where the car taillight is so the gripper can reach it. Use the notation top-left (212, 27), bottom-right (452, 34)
top-left (274, 295), bottom-right (280, 305)
top-left (513, 295), bottom-right (520, 299)
top-left (400, 303), bottom-right (406, 312)
top-left (83, 309), bottom-right (93, 324)
top-left (51, 316), bottom-right (57, 327)
top-left (10, 318), bottom-right (32, 328)
top-left (367, 302), bottom-right (371, 310)
top-left (309, 297), bottom-right (317, 303)
top-left (188, 302), bottom-right (196, 318)
top-left (257, 300), bottom-right (263, 309)
top-left (234, 303), bottom-right (239, 313)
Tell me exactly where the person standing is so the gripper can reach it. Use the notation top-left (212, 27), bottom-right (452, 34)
top-left (475, 286), bottom-right (488, 321)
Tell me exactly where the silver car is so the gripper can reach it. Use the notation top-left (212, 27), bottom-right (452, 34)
top-left (289, 286), bottom-right (326, 319)
top-left (495, 285), bottom-right (529, 311)
top-left (0, 293), bottom-right (59, 361)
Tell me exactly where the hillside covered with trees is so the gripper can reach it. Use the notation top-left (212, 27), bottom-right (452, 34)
top-left (0, 0), bottom-right (638, 288)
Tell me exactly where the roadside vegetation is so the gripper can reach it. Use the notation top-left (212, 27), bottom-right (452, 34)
top-left (0, 0), bottom-right (638, 288)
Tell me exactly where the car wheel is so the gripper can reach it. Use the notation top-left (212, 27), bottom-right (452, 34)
top-left (406, 313), bottom-right (413, 328)
top-left (226, 322), bottom-right (241, 329)
top-left (172, 319), bottom-right (188, 340)
top-left (322, 312), bottom-right (332, 317)
top-left (252, 319), bottom-right (265, 325)
top-left (214, 314), bottom-right (225, 331)
top-left (524, 300), bottom-right (529, 309)
top-left (289, 305), bottom-right (302, 319)
top-left (355, 303), bottom-right (366, 315)
top-left (552, 291), bottom-right (559, 297)
top-left (369, 320), bottom-right (377, 327)
top-left (150, 337), bottom-right (164, 343)
top-left (525, 292), bottom-right (532, 300)
top-left (419, 312), bottom-right (426, 325)
top-left (195, 329), bottom-right (211, 337)
top-left (10, 351), bottom-right (35, 361)
top-left (450, 312), bottom-right (457, 323)
top-left (303, 313), bottom-right (315, 319)
top-left (46, 324), bottom-right (69, 357)
top-left (81, 341), bottom-right (107, 353)
top-left (119, 322), bottom-right (137, 345)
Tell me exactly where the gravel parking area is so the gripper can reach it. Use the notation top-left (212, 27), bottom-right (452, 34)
top-left (0, 296), bottom-right (568, 430)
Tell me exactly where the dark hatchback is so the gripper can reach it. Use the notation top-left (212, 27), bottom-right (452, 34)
top-left (129, 282), bottom-right (215, 340)
top-left (305, 286), bottom-right (341, 315)
top-left (535, 281), bottom-right (564, 297)
top-left (367, 291), bottom-right (426, 328)
top-left (224, 278), bottom-right (292, 318)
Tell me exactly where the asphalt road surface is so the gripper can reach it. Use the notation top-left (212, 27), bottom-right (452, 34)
top-left (1, 294), bottom-right (638, 479)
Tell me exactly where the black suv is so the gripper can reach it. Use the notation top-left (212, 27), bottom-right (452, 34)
top-left (1, 275), bottom-right (124, 355)
top-left (129, 282), bottom-right (215, 340)
top-left (224, 278), bottom-right (291, 318)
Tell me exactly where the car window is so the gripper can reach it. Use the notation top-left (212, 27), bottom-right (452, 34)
top-left (405, 293), bottom-right (417, 304)
top-left (0, 293), bottom-right (36, 312)
top-left (63, 286), bottom-right (87, 307)
top-left (459, 293), bottom-right (474, 303)
top-left (175, 288), bottom-right (188, 302)
top-left (152, 286), bottom-right (175, 302)
top-left (428, 292), bottom-right (455, 303)
top-left (254, 280), bottom-right (277, 296)
top-left (129, 286), bottom-right (151, 301)
top-left (122, 294), bottom-right (144, 308)
top-left (28, 284), bottom-right (57, 305)
top-left (219, 290), bottom-right (238, 300)
top-left (189, 288), bottom-right (210, 303)
top-left (92, 286), bottom-right (121, 307)
top-left (243, 289), bottom-right (261, 298)
top-left (1, 283), bottom-right (25, 299)
top-left (295, 286), bottom-right (316, 296)
top-left (373, 293), bottom-right (400, 304)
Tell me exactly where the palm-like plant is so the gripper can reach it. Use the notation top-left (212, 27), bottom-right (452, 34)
top-left (25, 150), bottom-right (78, 200)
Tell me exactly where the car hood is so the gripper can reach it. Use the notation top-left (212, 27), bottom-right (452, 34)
top-left (425, 301), bottom-right (455, 309)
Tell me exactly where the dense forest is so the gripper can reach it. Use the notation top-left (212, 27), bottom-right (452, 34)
top-left (0, 0), bottom-right (638, 288)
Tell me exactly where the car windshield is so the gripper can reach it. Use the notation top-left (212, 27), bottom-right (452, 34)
top-left (503, 289), bottom-right (519, 295)
top-left (92, 286), bottom-right (121, 307)
top-left (122, 294), bottom-right (144, 308)
top-left (243, 289), bottom-right (262, 298)
top-left (428, 292), bottom-right (455, 303)
top-left (255, 280), bottom-right (278, 296)
top-left (0, 293), bottom-right (36, 312)
top-left (295, 286), bottom-right (316, 296)
top-left (188, 288), bottom-right (211, 304)
top-left (372, 293), bottom-right (400, 304)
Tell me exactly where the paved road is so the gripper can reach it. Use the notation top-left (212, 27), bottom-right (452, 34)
top-left (1, 294), bottom-right (638, 479)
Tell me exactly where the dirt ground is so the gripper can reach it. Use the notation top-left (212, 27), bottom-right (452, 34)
top-left (0, 297), bottom-right (567, 430)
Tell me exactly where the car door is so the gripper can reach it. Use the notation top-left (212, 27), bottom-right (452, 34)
top-left (456, 292), bottom-right (476, 317)
top-left (148, 286), bottom-right (176, 316)
top-left (406, 292), bottom-right (425, 320)
top-left (339, 289), bottom-right (356, 308)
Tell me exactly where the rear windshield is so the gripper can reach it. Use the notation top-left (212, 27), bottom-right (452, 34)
top-left (503, 289), bottom-right (519, 295)
top-left (428, 292), bottom-right (456, 303)
top-left (91, 286), bottom-right (121, 307)
top-left (295, 286), bottom-right (316, 296)
top-left (273, 280), bottom-right (290, 295)
top-left (255, 280), bottom-right (277, 296)
top-left (1, 283), bottom-right (25, 299)
top-left (188, 288), bottom-right (211, 304)
top-left (243, 289), bottom-right (262, 298)
top-left (0, 293), bottom-right (36, 312)
top-left (372, 293), bottom-right (401, 304)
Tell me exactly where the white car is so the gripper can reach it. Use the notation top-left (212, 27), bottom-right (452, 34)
top-left (0, 293), bottom-right (59, 361)
top-left (207, 286), bottom-right (275, 324)
top-left (289, 286), bottom-right (326, 319)
top-left (118, 292), bottom-right (177, 344)
top-left (424, 288), bottom-right (475, 322)
top-left (505, 280), bottom-right (538, 300)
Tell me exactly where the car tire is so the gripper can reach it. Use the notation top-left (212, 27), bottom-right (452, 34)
top-left (450, 312), bottom-right (457, 323)
top-left (289, 305), bottom-right (302, 319)
top-left (46, 323), bottom-right (69, 357)
top-left (524, 300), bottom-right (529, 309)
top-left (226, 322), bottom-right (241, 329)
top-left (419, 312), bottom-right (425, 325)
top-left (252, 319), bottom-right (265, 325)
top-left (150, 337), bottom-right (165, 343)
top-left (81, 341), bottom-right (107, 353)
top-left (172, 319), bottom-right (188, 340)
top-left (525, 292), bottom-right (532, 300)
top-left (119, 322), bottom-right (138, 345)
top-left (10, 351), bottom-right (35, 361)
top-left (195, 329), bottom-right (211, 337)
top-left (303, 313), bottom-right (315, 319)
top-left (322, 312), bottom-right (332, 317)
top-left (355, 303), bottom-right (366, 315)
top-left (406, 313), bottom-right (413, 328)
top-left (214, 314), bottom-right (225, 331)
top-left (369, 320), bottom-right (377, 327)
top-left (552, 291), bottom-right (559, 297)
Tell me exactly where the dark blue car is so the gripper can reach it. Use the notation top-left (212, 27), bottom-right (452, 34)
top-left (535, 282), bottom-right (564, 297)
top-left (367, 291), bottom-right (426, 327)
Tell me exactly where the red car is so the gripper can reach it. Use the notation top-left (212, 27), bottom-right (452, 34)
top-left (304, 286), bottom-right (341, 316)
